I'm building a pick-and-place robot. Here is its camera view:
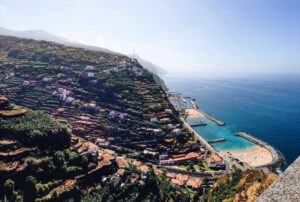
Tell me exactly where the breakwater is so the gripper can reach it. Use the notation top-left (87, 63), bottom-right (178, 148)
top-left (235, 132), bottom-right (284, 168)
top-left (190, 121), bottom-right (207, 127)
top-left (191, 100), bottom-right (225, 126)
top-left (180, 118), bottom-right (217, 154)
top-left (207, 138), bottom-right (226, 143)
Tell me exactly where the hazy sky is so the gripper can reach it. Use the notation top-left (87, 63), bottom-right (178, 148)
top-left (0, 0), bottom-right (299, 74)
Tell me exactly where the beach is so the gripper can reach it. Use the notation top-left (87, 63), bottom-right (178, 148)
top-left (185, 109), bottom-right (205, 118)
top-left (219, 146), bottom-right (273, 167)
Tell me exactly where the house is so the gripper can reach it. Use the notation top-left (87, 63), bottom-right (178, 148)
top-left (140, 165), bottom-right (149, 181)
top-left (109, 110), bottom-right (117, 119)
top-left (117, 168), bottom-right (125, 176)
top-left (150, 117), bottom-right (159, 123)
top-left (81, 103), bottom-right (100, 112)
top-left (78, 142), bottom-right (99, 163)
top-left (159, 154), bottom-right (169, 160)
top-left (42, 77), bottom-right (53, 82)
top-left (0, 84), bottom-right (8, 89)
top-left (65, 97), bottom-right (74, 104)
top-left (207, 154), bottom-right (225, 169)
top-left (160, 118), bottom-right (171, 123)
top-left (159, 152), bottom-right (200, 165)
top-left (176, 174), bottom-right (189, 183)
top-left (140, 165), bottom-right (149, 174)
top-left (171, 179), bottom-right (184, 186)
top-left (186, 178), bottom-right (202, 189)
top-left (87, 72), bottom-right (95, 78)
top-left (132, 160), bottom-right (141, 167)
top-left (171, 128), bottom-right (182, 136)
top-left (167, 124), bottom-right (175, 129)
top-left (143, 149), bottom-right (158, 156)
top-left (84, 65), bottom-right (95, 71)
top-left (119, 113), bottom-right (128, 119)
top-left (116, 157), bottom-right (129, 168)
top-left (166, 172), bottom-right (176, 179)
top-left (95, 138), bottom-right (109, 147)
top-left (200, 147), bottom-right (206, 153)
top-left (153, 129), bottom-right (163, 135)
top-left (165, 109), bottom-right (173, 114)
top-left (159, 159), bottom-right (174, 165)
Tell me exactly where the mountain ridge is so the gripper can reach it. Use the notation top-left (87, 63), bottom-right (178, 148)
top-left (0, 27), bottom-right (167, 75)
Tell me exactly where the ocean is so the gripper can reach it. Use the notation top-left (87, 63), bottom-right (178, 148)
top-left (162, 73), bottom-right (300, 168)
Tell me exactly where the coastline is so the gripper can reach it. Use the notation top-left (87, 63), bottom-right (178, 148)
top-left (166, 90), bottom-right (283, 169)
top-left (219, 146), bottom-right (273, 168)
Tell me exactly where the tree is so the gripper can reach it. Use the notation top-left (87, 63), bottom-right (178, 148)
top-left (24, 176), bottom-right (37, 202)
top-left (53, 151), bottom-right (67, 176)
top-left (3, 179), bottom-right (15, 200)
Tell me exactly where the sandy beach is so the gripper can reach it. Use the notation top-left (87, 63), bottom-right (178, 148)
top-left (219, 146), bottom-right (273, 167)
top-left (185, 109), bottom-right (205, 118)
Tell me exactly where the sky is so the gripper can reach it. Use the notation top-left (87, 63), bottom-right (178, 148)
top-left (0, 0), bottom-right (299, 74)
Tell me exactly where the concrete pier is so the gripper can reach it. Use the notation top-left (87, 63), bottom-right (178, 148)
top-left (180, 118), bottom-right (217, 154)
top-left (207, 138), bottom-right (226, 143)
top-left (191, 100), bottom-right (225, 126)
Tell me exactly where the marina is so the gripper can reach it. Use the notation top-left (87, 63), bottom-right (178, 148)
top-left (168, 91), bottom-right (282, 169)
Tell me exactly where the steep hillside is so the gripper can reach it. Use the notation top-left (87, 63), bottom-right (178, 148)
top-left (0, 35), bottom-right (197, 201)
top-left (200, 168), bottom-right (278, 202)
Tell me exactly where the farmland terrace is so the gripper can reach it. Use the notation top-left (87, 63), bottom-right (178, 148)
top-left (0, 35), bottom-right (208, 201)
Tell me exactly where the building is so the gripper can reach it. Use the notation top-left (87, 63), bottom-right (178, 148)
top-left (78, 142), bottom-right (99, 163)
top-left (159, 154), bottom-right (169, 160)
top-left (116, 157), bottom-right (129, 169)
top-left (170, 174), bottom-right (189, 186)
top-left (186, 178), bottom-right (203, 189)
top-left (84, 65), bottom-right (95, 71)
top-left (117, 168), bottom-right (126, 176)
top-left (150, 117), bottom-right (159, 123)
top-left (87, 72), bottom-right (95, 78)
top-left (132, 160), bottom-right (142, 167)
top-left (207, 154), bottom-right (225, 169)
top-left (160, 118), bottom-right (171, 123)
top-left (159, 152), bottom-right (200, 165)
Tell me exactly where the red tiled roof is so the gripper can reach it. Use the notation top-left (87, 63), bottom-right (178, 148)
top-left (211, 154), bottom-right (222, 162)
top-left (140, 165), bottom-right (149, 173)
top-left (116, 157), bottom-right (129, 168)
top-left (117, 168), bottom-right (125, 176)
top-left (166, 172), bottom-right (176, 178)
top-left (176, 174), bottom-right (189, 183)
top-left (132, 160), bottom-right (141, 167)
top-left (171, 179), bottom-right (184, 186)
top-left (186, 178), bottom-right (202, 189)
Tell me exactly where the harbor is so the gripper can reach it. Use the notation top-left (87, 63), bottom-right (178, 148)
top-left (168, 92), bottom-right (283, 169)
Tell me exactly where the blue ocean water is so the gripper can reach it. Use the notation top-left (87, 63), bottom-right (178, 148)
top-left (163, 74), bottom-right (300, 167)
top-left (186, 117), bottom-right (255, 151)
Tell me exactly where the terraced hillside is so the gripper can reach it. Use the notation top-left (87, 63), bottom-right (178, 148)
top-left (0, 36), bottom-right (198, 201)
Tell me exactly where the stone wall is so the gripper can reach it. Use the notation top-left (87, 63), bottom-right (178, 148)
top-left (256, 156), bottom-right (300, 202)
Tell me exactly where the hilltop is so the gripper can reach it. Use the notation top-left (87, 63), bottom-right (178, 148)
top-left (0, 27), bottom-right (166, 76)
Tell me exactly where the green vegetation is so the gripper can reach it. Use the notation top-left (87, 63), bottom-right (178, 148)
top-left (0, 110), bottom-right (71, 148)
top-left (200, 168), bottom-right (278, 202)
top-left (80, 168), bottom-right (189, 202)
